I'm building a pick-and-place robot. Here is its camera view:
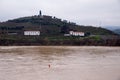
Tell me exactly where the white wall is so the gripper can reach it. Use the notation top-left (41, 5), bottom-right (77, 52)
top-left (69, 31), bottom-right (85, 36)
top-left (24, 31), bottom-right (40, 36)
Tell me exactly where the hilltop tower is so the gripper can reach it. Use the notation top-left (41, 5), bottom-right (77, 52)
top-left (39, 10), bottom-right (42, 16)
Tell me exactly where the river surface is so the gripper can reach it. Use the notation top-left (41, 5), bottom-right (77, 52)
top-left (0, 46), bottom-right (120, 80)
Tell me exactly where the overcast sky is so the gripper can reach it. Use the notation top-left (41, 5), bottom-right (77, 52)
top-left (0, 0), bottom-right (120, 27)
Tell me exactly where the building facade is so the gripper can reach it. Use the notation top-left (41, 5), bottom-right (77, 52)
top-left (69, 31), bottom-right (85, 36)
top-left (24, 31), bottom-right (40, 36)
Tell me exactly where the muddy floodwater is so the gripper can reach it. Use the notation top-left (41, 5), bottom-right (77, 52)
top-left (0, 46), bottom-right (120, 80)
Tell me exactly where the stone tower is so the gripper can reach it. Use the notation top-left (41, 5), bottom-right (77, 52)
top-left (39, 10), bottom-right (42, 16)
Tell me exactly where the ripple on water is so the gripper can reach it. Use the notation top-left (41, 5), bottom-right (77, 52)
top-left (0, 46), bottom-right (120, 80)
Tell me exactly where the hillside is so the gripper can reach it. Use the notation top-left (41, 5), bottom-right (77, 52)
top-left (0, 14), bottom-right (116, 36)
top-left (0, 14), bottom-right (120, 46)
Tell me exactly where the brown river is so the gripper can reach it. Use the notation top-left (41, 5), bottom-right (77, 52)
top-left (0, 46), bottom-right (120, 80)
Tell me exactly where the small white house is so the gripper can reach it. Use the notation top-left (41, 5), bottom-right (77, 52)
top-left (24, 31), bottom-right (40, 36)
top-left (69, 31), bottom-right (85, 36)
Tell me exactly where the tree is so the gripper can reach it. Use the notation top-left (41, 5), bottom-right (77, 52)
top-left (60, 23), bottom-right (69, 34)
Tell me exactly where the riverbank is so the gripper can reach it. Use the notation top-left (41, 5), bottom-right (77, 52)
top-left (0, 35), bottom-right (120, 46)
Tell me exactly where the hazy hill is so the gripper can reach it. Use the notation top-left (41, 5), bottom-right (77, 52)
top-left (103, 26), bottom-right (120, 35)
top-left (0, 15), bottom-right (116, 36)
top-left (113, 29), bottom-right (120, 35)
top-left (103, 26), bottom-right (120, 30)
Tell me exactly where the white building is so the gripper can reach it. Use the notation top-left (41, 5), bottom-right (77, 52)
top-left (69, 31), bottom-right (85, 36)
top-left (24, 31), bottom-right (40, 36)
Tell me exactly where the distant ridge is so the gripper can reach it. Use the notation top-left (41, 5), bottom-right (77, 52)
top-left (103, 26), bottom-right (120, 35)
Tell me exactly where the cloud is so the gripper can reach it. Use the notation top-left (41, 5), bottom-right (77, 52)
top-left (0, 0), bottom-right (120, 27)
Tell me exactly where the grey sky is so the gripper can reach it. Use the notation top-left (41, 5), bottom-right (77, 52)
top-left (0, 0), bottom-right (120, 27)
